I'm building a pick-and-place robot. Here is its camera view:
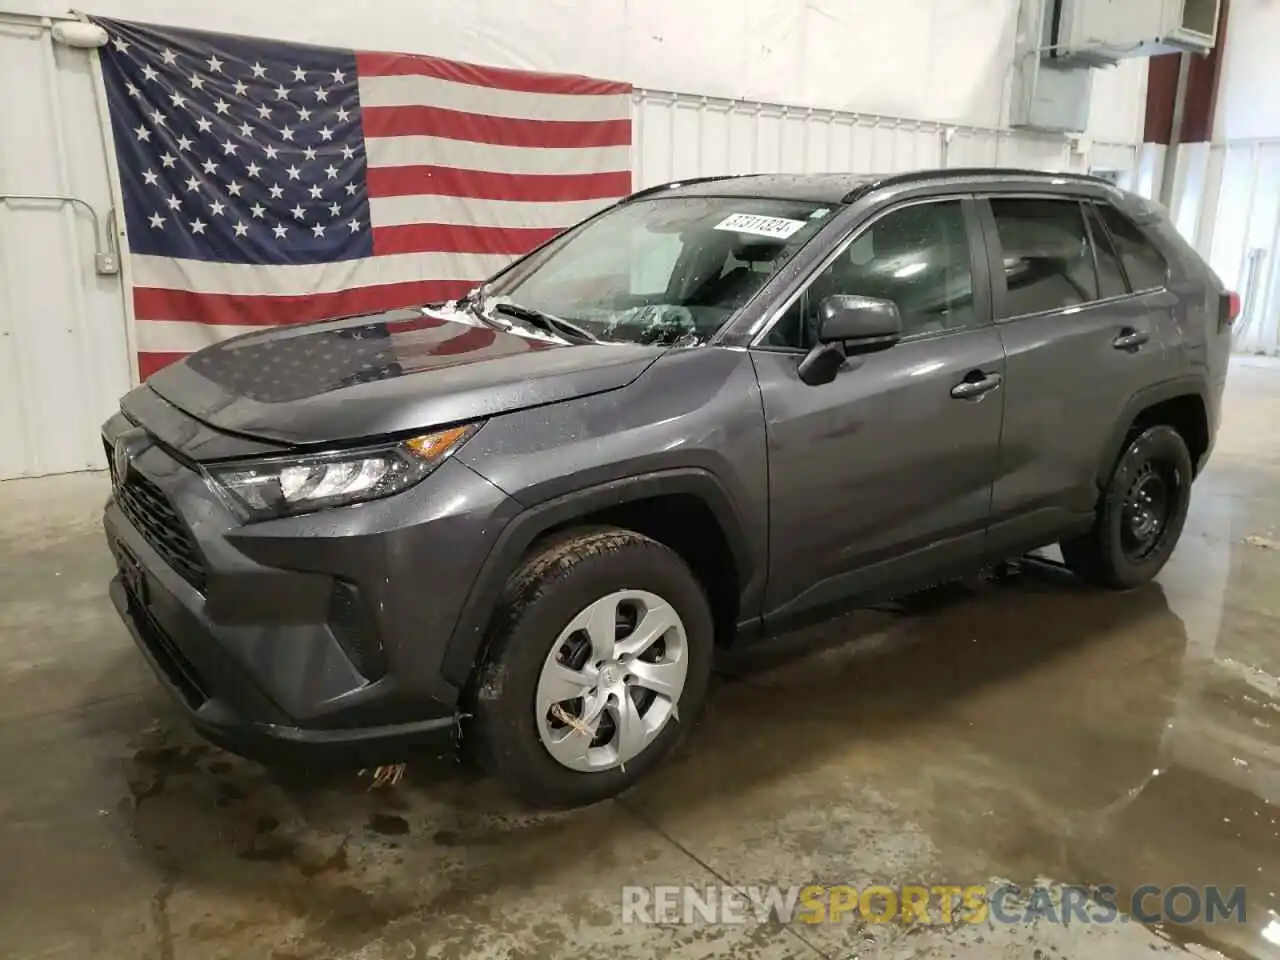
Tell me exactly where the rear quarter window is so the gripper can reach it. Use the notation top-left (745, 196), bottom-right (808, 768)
top-left (1084, 204), bottom-right (1128, 299)
top-left (1098, 204), bottom-right (1169, 292)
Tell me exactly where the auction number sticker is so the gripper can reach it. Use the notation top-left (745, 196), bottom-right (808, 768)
top-left (714, 213), bottom-right (808, 240)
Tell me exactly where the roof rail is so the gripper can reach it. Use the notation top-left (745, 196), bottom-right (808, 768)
top-left (624, 175), bottom-right (741, 201)
top-left (839, 167), bottom-right (1117, 204)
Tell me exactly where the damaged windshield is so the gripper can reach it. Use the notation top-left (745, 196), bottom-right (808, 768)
top-left (477, 195), bottom-right (836, 346)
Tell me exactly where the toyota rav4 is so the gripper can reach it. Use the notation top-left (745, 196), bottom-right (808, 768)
top-left (102, 168), bottom-right (1236, 808)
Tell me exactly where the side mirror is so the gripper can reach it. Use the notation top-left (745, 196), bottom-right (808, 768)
top-left (797, 295), bottom-right (902, 387)
top-left (817, 295), bottom-right (902, 350)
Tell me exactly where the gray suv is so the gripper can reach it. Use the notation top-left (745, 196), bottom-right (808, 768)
top-left (102, 168), bottom-right (1236, 808)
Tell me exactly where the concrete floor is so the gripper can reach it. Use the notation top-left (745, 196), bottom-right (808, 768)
top-left (3, 360), bottom-right (1280, 960)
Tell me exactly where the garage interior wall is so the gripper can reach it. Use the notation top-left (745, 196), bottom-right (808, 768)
top-left (0, 0), bottom-right (1152, 480)
top-left (0, 14), bottom-right (134, 481)
top-left (1157, 0), bottom-right (1280, 357)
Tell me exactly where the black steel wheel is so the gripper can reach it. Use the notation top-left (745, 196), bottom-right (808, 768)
top-left (1061, 424), bottom-right (1194, 589)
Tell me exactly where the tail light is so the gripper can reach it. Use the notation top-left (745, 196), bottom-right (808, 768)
top-left (1219, 290), bottom-right (1241, 330)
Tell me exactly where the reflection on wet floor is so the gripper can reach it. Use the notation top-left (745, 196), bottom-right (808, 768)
top-left (0, 359), bottom-right (1278, 959)
top-left (637, 546), bottom-right (1278, 959)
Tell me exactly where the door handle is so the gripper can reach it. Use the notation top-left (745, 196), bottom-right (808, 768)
top-left (950, 372), bottom-right (1002, 400)
top-left (1113, 328), bottom-right (1150, 351)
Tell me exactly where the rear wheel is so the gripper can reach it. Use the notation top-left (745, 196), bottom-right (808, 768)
top-left (1060, 425), bottom-right (1193, 589)
top-left (468, 528), bottom-right (713, 809)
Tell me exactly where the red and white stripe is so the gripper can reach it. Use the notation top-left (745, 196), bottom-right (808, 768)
top-left (134, 51), bottom-right (632, 379)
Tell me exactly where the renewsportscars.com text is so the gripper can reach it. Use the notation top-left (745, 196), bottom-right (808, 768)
top-left (621, 883), bottom-right (1247, 927)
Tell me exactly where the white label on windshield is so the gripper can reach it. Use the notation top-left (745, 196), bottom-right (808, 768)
top-left (713, 213), bottom-right (808, 240)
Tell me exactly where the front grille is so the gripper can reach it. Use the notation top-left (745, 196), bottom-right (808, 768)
top-left (105, 436), bottom-right (207, 591)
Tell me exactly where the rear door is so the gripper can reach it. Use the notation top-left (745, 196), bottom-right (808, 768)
top-left (980, 193), bottom-right (1178, 558)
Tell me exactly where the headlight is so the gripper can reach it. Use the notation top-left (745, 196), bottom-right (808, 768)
top-left (206, 423), bottom-right (480, 521)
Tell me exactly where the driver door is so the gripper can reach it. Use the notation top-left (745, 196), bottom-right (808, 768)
top-left (750, 196), bottom-right (1006, 629)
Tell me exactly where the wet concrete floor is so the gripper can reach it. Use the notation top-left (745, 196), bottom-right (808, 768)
top-left (1, 357), bottom-right (1279, 959)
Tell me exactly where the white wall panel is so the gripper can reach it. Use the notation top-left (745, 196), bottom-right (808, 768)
top-left (0, 17), bottom-right (132, 479)
top-left (1086, 58), bottom-right (1149, 146)
top-left (998, 135), bottom-right (1072, 172)
top-left (1226, 143), bottom-right (1280, 356)
top-left (7, 0), bottom-right (1146, 140)
top-left (1191, 144), bottom-right (1228, 259)
top-left (1208, 146), bottom-right (1258, 291)
top-left (630, 90), bottom-right (1139, 190)
top-left (1170, 140), bottom-right (1280, 357)
top-left (1160, 136), bottom-right (1280, 357)
top-left (1090, 142), bottom-right (1143, 190)
top-left (1215, 0), bottom-right (1280, 140)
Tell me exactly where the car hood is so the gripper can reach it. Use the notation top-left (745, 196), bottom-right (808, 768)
top-left (144, 305), bottom-right (665, 447)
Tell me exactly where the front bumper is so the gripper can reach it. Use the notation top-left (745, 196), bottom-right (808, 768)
top-left (101, 403), bottom-right (517, 767)
top-left (107, 574), bottom-right (455, 766)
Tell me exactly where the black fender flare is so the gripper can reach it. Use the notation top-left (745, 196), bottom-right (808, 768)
top-left (439, 468), bottom-right (757, 689)
top-left (1096, 375), bottom-right (1210, 488)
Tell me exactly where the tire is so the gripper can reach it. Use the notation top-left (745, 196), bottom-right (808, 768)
top-left (1060, 424), bottom-right (1194, 589)
top-left (467, 527), bottom-right (714, 809)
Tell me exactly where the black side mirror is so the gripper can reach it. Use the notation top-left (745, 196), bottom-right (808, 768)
top-left (817, 295), bottom-right (902, 348)
top-left (798, 295), bottom-right (902, 386)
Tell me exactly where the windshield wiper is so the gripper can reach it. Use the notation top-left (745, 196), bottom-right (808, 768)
top-left (456, 287), bottom-right (598, 343)
top-left (456, 283), bottom-right (491, 320)
top-left (490, 301), bottom-right (599, 343)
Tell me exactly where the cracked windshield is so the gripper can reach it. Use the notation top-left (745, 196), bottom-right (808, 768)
top-left (484, 196), bottom-right (834, 345)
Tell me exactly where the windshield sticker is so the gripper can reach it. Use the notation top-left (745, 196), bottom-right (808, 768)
top-left (714, 213), bottom-right (809, 240)
top-left (810, 208), bottom-right (831, 219)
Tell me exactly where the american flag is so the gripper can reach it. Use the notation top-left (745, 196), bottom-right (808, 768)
top-left (94, 18), bottom-right (632, 380)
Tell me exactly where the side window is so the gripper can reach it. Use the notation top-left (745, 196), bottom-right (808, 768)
top-left (1084, 203), bottom-right (1129, 299)
top-left (989, 198), bottom-right (1098, 318)
top-left (1097, 204), bottom-right (1169, 291)
top-left (765, 199), bottom-right (975, 349)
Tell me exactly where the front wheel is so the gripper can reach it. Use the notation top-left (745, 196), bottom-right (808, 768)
top-left (1060, 424), bottom-right (1194, 589)
top-left (468, 528), bottom-right (713, 809)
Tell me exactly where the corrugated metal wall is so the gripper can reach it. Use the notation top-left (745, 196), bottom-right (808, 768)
top-left (631, 89), bottom-right (1142, 189)
top-left (1153, 138), bottom-right (1280, 358)
top-left (0, 16), bottom-right (133, 480)
top-left (1202, 141), bottom-right (1280, 357)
